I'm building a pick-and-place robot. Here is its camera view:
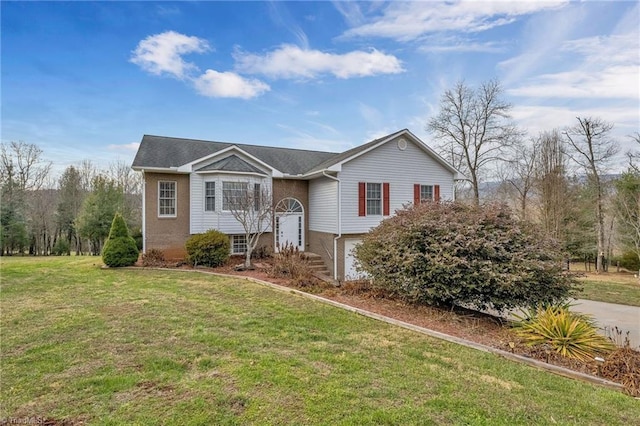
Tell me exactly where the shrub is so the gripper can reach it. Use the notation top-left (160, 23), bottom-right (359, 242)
top-left (512, 303), bottom-right (615, 362)
top-left (52, 239), bottom-right (70, 256)
top-left (268, 243), bottom-right (316, 287)
top-left (102, 213), bottom-right (139, 267)
top-left (185, 230), bottom-right (230, 267)
top-left (616, 250), bottom-right (640, 272)
top-left (142, 248), bottom-right (166, 267)
top-left (354, 201), bottom-right (577, 312)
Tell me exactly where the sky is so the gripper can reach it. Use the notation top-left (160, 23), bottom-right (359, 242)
top-left (2, 1), bottom-right (639, 177)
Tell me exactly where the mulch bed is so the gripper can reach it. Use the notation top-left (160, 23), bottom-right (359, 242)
top-left (141, 257), bottom-right (640, 397)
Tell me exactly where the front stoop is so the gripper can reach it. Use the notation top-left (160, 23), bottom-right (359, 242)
top-left (302, 252), bottom-right (331, 276)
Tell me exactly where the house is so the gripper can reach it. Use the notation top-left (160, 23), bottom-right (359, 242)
top-left (131, 129), bottom-right (460, 280)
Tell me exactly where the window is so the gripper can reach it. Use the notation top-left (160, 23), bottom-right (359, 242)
top-left (158, 181), bottom-right (176, 217)
top-left (414, 184), bottom-right (440, 204)
top-left (359, 182), bottom-right (389, 217)
top-left (366, 183), bottom-right (382, 216)
top-left (205, 182), bottom-right (215, 211)
top-left (222, 182), bottom-right (248, 211)
top-left (231, 234), bottom-right (247, 254)
top-left (420, 185), bottom-right (433, 202)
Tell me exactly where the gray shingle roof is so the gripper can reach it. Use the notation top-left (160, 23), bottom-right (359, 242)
top-left (132, 135), bottom-right (338, 175)
top-left (195, 154), bottom-right (265, 174)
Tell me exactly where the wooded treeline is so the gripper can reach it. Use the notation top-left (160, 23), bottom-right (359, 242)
top-left (428, 79), bottom-right (640, 273)
top-left (0, 141), bottom-right (141, 256)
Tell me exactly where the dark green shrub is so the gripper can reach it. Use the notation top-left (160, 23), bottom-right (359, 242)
top-left (52, 239), bottom-right (70, 256)
top-left (185, 230), bottom-right (230, 267)
top-left (102, 213), bottom-right (139, 267)
top-left (354, 201), bottom-right (577, 313)
top-left (131, 229), bottom-right (143, 251)
top-left (617, 251), bottom-right (640, 272)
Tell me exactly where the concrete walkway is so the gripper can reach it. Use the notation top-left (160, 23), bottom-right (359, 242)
top-left (571, 299), bottom-right (640, 349)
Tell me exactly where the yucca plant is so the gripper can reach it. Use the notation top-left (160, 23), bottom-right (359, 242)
top-left (512, 304), bottom-right (615, 362)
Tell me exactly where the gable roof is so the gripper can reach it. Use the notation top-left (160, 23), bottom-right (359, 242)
top-left (195, 154), bottom-right (265, 174)
top-left (132, 130), bottom-right (460, 178)
top-left (132, 135), bottom-right (336, 175)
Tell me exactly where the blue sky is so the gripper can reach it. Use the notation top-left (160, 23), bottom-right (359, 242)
top-left (2, 1), bottom-right (638, 176)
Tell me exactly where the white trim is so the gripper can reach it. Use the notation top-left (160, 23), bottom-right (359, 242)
top-left (274, 197), bottom-right (305, 252)
top-left (157, 180), bottom-right (177, 218)
top-left (177, 145), bottom-right (283, 176)
top-left (141, 171), bottom-right (146, 253)
top-left (322, 171), bottom-right (341, 279)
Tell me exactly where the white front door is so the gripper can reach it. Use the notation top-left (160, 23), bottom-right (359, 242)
top-left (276, 213), bottom-right (304, 252)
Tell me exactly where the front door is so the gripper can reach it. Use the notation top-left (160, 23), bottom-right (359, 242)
top-left (275, 213), bottom-right (304, 252)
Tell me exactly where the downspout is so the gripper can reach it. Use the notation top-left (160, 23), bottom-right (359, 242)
top-left (141, 170), bottom-right (146, 253)
top-left (322, 171), bottom-right (341, 280)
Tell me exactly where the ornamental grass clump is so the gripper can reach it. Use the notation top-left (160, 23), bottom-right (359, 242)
top-left (102, 213), bottom-right (139, 267)
top-left (512, 303), bottom-right (615, 362)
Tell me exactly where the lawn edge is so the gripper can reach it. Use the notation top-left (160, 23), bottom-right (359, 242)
top-left (131, 267), bottom-right (625, 393)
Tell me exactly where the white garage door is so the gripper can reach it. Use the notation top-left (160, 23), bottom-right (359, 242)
top-left (344, 238), bottom-right (367, 281)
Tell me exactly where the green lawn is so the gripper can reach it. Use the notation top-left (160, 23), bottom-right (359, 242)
top-left (577, 277), bottom-right (640, 307)
top-left (1, 257), bottom-right (638, 425)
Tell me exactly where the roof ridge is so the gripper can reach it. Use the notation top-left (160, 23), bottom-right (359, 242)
top-left (143, 134), bottom-right (340, 155)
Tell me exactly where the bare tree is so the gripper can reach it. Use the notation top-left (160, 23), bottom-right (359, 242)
top-left (0, 141), bottom-right (52, 191)
top-left (501, 139), bottom-right (538, 221)
top-left (627, 132), bottom-right (640, 173)
top-left (565, 117), bottom-right (619, 273)
top-left (1, 141), bottom-right (52, 255)
top-left (224, 181), bottom-right (274, 269)
top-left (534, 130), bottom-right (569, 240)
top-left (613, 172), bottom-right (640, 280)
top-left (427, 79), bottom-right (520, 205)
top-left (106, 160), bottom-right (142, 231)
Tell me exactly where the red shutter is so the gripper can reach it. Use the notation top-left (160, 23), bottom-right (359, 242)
top-left (414, 184), bottom-right (420, 205)
top-left (358, 182), bottom-right (366, 216)
top-left (383, 182), bottom-right (390, 216)
top-left (434, 185), bottom-right (440, 202)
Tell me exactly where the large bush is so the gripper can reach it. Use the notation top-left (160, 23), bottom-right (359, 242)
top-left (354, 201), bottom-right (576, 313)
top-left (185, 230), bottom-right (230, 267)
top-left (102, 213), bottom-right (139, 267)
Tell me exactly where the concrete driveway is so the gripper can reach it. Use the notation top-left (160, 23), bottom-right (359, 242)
top-left (571, 299), bottom-right (640, 349)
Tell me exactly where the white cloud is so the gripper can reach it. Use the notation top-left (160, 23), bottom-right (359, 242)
top-left (130, 31), bottom-right (210, 79)
top-left (419, 38), bottom-right (507, 53)
top-left (193, 70), bottom-right (270, 99)
top-left (507, 31), bottom-right (640, 100)
top-left (234, 44), bottom-right (403, 79)
top-left (107, 142), bottom-right (140, 152)
top-left (512, 105), bottom-right (639, 138)
top-left (341, 1), bottom-right (568, 41)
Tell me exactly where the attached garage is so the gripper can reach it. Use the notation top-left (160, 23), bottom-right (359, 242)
top-left (343, 238), bottom-right (367, 281)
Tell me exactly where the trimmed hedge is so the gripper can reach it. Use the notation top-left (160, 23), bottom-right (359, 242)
top-left (354, 201), bottom-right (577, 313)
top-left (185, 230), bottom-right (230, 267)
top-left (102, 213), bottom-right (139, 267)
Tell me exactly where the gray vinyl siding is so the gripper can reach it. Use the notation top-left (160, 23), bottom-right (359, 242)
top-left (339, 137), bottom-right (454, 234)
top-left (309, 176), bottom-right (338, 233)
top-left (190, 173), bottom-right (272, 234)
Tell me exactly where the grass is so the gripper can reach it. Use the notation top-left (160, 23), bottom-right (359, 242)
top-left (1, 256), bottom-right (639, 425)
top-left (576, 275), bottom-right (640, 307)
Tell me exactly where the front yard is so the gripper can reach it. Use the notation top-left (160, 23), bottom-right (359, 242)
top-left (1, 257), bottom-right (638, 425)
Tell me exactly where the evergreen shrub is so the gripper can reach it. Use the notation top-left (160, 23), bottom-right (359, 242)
top-left (102, 213), bottom-right (139, 267)
top-left (185, 230), bottom-right (230, 267)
